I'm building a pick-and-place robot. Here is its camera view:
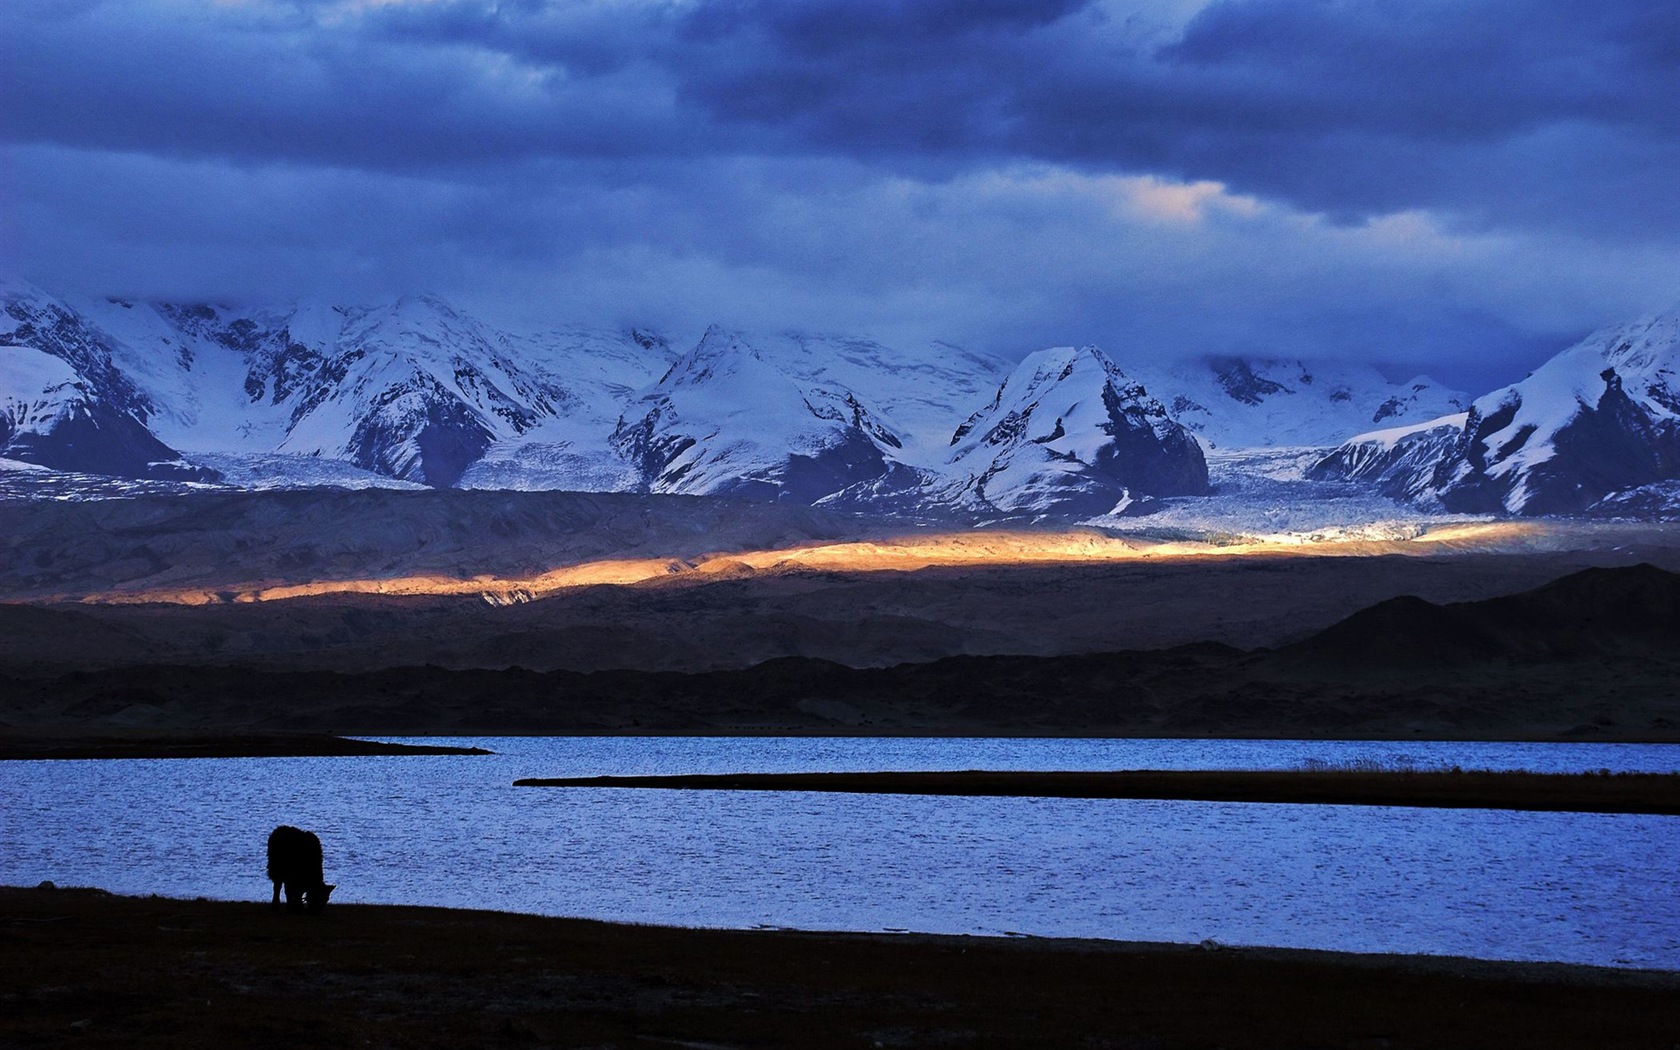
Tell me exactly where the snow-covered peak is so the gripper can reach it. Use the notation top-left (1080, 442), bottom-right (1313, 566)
top-left (390, 292), bottom-right (462, 317)
top-left (1311, 306), bottom-right (1680, 515)
top-left (942, 344), bottom-right (1207, 517)
top-left (951, 345), bottom-right (1164, 454)
top-left (1479, 310), bottom-right (1680, 428)
top-left (1598, 308), bottom-right (1680, 380)
top-left (0, 283), bottom-right (158, 425)
top-left (635, 328), bottom-right (816, 431)
top-left (0, 276), bottom-right (60, 309)
top-left (339, 294), bottom-right (498, 365)
top-left (0, 343), bottom-right (212, 481)
top-left (1343, 411), bottom-right (1470, 452)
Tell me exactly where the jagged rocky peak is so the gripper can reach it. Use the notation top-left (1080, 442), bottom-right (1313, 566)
top-left (943, 345), bottom-right (1208, 517)
top-left (627, 327), bottom-right (666, 352)
top-left (1312, 308), bottom-right (1680, 515)
top-left (1212, 357), bottom-right (1294, 406)
top-left (613, 326), bottom-right (911, 502)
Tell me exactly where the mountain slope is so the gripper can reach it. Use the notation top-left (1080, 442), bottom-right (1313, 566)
top-left (1, 282), bottom-right (158, 424)
top-left (459, 325), bottom-right (678, 492)
top-left (612, 327), bottom-right (914, 502)
top-left (1311, 311), bottom-right (1680, 514)
top-left (156, 295), bottom-right (565, 487)
top-left (941, 345), bottom-right (1208, 517)
top-left (1, 344), bottom-right (164, 474)
top-left (0, 344), bottom-right (212, 481)
top-left (748, 333), bottom-right (1012, 469)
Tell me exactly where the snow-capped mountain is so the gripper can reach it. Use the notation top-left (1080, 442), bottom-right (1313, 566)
top-left (458, 325), bottom-right (676, 492)
top-left (9, 278), bottom-right (1677, 520)
top-left (0, 344), bottom-right (211, 480)
top-left (744, 333), bottom-right (1013, 470)
top-left (1, 282), bottom-right (158, 425)
top-left (1125, 356), bottom-right (1466, 449)
top-left (1304, 413), bottom-right (1468, 506)
top-left (1311, 310), bottom-right (1680, 514)
top-left (82, 294), bottom-right (574, 488)
top-left (612, 327), bottom-right (915, 502)
top-left (938, 346), bottom-right (1208, 517)
top-left (7, 285), bottom-right (675, 490)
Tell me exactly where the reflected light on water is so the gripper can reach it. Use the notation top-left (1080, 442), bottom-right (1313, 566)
top-left (3, 737), bottom-right (1679, 970)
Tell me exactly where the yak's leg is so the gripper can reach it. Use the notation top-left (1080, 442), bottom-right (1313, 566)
top-left (285, 881), bottom-right (304, 912)
top-left (271, 880), bottom-right (282, 911)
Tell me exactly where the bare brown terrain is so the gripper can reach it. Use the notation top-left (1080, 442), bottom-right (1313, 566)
top-left (3, 490), bottom-right (1679, 741)
top-left (3, 490), bottom-right (1679, 675)
top-left (2, 558), bottom-right (1677, 741)
top-left (5, 885), bottom-right (1678, 1050)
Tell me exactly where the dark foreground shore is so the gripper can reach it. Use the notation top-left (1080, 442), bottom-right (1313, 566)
top-left (4, 886), bottom-right (1678, 1050)
top-left (516, 769), bottom-right (1680, 814)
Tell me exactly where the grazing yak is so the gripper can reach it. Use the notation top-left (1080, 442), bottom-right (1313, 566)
top-left (267, 825), bottom-right (336, 914)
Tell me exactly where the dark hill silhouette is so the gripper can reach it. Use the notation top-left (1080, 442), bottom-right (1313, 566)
top-left (3, 564), bottom-right (1679, 739)
top-left (1287, 563), bottom-right (1680, 665)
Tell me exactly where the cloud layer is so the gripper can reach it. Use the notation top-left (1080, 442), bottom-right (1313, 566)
top-left (4, 0), bottom-right (1678, 388)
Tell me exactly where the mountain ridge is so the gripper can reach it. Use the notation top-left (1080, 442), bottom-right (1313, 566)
top-left (13, 281), bottom-right (1680, 520)
top-left (1312, 309), bottom-right (1680, 515)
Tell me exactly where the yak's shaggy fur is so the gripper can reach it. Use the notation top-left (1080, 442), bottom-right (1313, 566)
top-left (266, 825), bottom-right (335, 914)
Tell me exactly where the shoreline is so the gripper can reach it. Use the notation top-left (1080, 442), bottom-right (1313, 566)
top-left (6, 728), bottom-right (1680, 761)
top-left (4, 884), bottom-right (1676, 1049)
top-left (515, 768), bottom-right (1680, 814)
top-left (0, 731), bottom-right (492, 760)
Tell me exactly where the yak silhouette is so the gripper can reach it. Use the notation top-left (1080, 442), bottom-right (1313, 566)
top-left (267, 825), bottom-right (336, 914)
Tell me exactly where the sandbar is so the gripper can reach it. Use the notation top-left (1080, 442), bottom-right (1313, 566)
top-left (515, 769), bottom-right (1680, 813)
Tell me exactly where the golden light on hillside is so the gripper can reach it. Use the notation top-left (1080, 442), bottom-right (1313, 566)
top-left (63, 521), bottom-right (1547, 606)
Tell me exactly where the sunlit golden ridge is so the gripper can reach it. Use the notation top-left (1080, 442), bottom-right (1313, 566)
top-left (59, 521), bottom-right (1544, 606)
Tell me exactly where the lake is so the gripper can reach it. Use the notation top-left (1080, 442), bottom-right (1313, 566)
top-left (3, 737), bottom-right (1678, 969)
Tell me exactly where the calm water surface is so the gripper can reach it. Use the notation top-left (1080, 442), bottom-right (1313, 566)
top-left (2, 737), bottom-right (1677, 969)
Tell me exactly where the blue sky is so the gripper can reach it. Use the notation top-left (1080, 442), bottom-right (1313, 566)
top-left (3, 0), bottom-right (1678, 389)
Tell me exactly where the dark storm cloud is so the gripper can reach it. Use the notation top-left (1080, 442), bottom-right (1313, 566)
top-left (2, 0), bottom-right (1677, 390)
top-left (0, 0), bottom-right (701, 171)
top-left (3, 0), bottom-right (1676, 237)
top-left (667, 0), bottom-right (1680, 236)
